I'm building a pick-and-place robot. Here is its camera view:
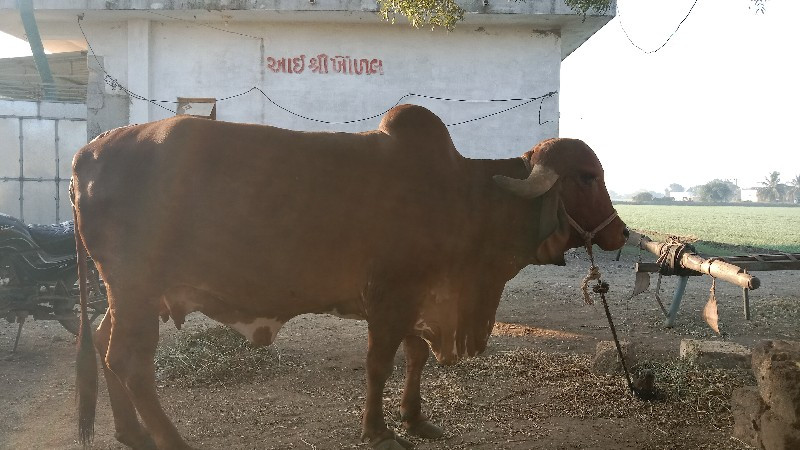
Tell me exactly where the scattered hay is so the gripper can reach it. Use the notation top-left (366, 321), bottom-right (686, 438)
top-left (156, 327), bottom-right (755, 446)
top-left (386, 348), bottom-right (754, 440)
top-left (492, 322), bottom-right (583, 340)
top-left (155, 326), bottom-right (281, 387)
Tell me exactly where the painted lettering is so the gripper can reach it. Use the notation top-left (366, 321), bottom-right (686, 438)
top-left (266, 57), bottom-right (279, 73)
top-left (331, 56), bottom-right (347, 74)
top-left (292, 55), bottom-right (306, 74)
top-left (369, 59), bottom-right (384, 75)
top-left (309, 54), bottom-right (329, 74)
top-left (266, 54), bottom-right (384, 76)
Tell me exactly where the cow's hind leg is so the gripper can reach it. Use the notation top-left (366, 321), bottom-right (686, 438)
top-left (94, 312), bottom-right (157, 449)
top-left (400, 335), bottom-right (443, 440)
top-left (104, 289), bottom-right (194, 450)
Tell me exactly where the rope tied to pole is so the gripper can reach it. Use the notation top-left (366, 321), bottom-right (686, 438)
top-left (650, 236), bottom-right (699, 316)
top-left (569, 216), bottom-right (657, 400)
top-left (656, 236), bottom-right (697, 277)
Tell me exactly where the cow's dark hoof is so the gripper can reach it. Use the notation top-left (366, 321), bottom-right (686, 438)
top-left (370, 433), bottom-right (414, 449)
top-left (115, 430), bottom-right (157, 450)
top-left (404, 420), bottom-right (444, 439)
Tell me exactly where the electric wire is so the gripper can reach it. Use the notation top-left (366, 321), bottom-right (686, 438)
top-left (77, 14), bottom-right (557, 126)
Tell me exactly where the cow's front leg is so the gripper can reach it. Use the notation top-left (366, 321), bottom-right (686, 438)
top-left (362, 325), bottom-right (414, 449)
top-left (400, 335), bottom-right (444, 440)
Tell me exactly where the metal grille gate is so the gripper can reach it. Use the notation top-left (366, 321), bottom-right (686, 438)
top-left (0, 111), bottom-right (87, 224)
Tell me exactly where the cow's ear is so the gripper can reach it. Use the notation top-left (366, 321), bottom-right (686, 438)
top-left (534, 191), bottom-right (569, 266)
top-left (493, 165), bottom-right (559, 199)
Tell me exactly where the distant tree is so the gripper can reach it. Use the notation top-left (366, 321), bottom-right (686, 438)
top-left (695, 179), bottom-right (737, 202)
top-left (632, 192), bottom-right (654, 202)
top-left (669, 183), bottom-right (685, 192)
top-left (757, 171), bottom-right (783, 202)
top-left (789, 174), bottom-right (800, 203)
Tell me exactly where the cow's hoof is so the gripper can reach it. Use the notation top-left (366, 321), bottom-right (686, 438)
top-left (115, 430), bottom-right (157, 450)
top-left (370, 434), bottom-right (414, 449)
top-left (404, 420), bottom-right (444, 439)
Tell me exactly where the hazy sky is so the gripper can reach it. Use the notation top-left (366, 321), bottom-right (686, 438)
top-left (560, 0), bottom-right (798, 194)
top-left (1, 0), bottom-right (796, 195)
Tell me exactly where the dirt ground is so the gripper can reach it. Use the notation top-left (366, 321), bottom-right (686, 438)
top-left (1, 248), bottom-right (798, 450)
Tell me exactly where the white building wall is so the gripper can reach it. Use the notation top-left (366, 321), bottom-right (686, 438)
top-left (741, 189), bottom-right (758, 202)
top-left (87, 20), bottom-right (561, 160)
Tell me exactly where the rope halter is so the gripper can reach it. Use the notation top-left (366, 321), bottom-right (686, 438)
top-left (563, 209), bottom-right (619, 305)
top-left (564, 209), bottom-right (619, 253)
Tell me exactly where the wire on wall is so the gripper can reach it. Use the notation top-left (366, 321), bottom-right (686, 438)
top-left (145, 9), bottom-right (264, 40)
top-left (77, 14), bottom-right (557, 127)
top-left (78, 15), bottom-right (177, 114)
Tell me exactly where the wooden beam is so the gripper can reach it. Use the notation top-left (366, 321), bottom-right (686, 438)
top-left (629, 232), bottom-right (760, 290)
top-left (636, 259), bottom-right (800, 273)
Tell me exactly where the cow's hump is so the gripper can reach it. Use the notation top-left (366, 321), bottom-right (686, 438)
top-left (378, 104), bottom-right (461, 161)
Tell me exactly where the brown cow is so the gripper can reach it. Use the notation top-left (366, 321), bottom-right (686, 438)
top-left (71, 104), bottom-right (626, 450)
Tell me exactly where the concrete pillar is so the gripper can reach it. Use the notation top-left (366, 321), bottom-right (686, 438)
top-left (127, 19), bottom-right (150, 124)
top-left (86, 55), bottom-right (129, 141)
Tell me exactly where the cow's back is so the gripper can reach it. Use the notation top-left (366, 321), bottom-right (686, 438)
top-left (73, 112), bottom-right (470, 317)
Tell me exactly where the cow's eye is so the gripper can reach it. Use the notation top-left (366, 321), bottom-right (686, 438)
top-left (579, 173), bottom-right (596, 185)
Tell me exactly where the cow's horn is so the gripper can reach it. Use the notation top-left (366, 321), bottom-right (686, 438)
top-left (493, 164), bottom-right (559, 199)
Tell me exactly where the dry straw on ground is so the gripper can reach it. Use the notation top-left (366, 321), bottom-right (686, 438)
top-left (155, 325), bottom-right (755, 444)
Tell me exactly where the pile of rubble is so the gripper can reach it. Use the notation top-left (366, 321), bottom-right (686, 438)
top-left (732, 340), bottom-right (800, 450)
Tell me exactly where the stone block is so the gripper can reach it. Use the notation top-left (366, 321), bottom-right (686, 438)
top-left (0, 99), bottom-right (37, 117)
top-left (592, 340), bottom-right (636, 375)
top-left (38, 101), bottom-right (87, 120)
top-left (679, 339), bottom-right (750, 369)
top-left (752, 340), bottom-right (800, 425)
top-left (731, 385), bottom-right (766, 449)
top-left (760, 409), bottom-right (800, 450)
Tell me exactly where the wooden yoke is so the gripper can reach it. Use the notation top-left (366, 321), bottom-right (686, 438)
top-left (630, 231), bottom-right (760, 290)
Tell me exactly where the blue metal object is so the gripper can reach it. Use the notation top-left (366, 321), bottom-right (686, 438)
top-left (664, 275), bottom-right (689, 328)
top-left (18, 0), bottom-right (56, 100)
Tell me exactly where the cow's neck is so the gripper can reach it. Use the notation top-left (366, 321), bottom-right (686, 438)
top-left (463, 157), bottom-right (545, 273)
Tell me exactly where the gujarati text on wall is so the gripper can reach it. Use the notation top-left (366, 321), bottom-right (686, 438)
top-left (266, 54), bottom-right (384, 75)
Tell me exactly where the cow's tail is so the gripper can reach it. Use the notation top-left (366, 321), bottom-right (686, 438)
top-left (72, 177), bottom-right (97, 446)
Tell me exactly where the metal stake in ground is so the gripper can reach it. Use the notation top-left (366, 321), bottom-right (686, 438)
top-left (593, 281), bottom-right (657, 400)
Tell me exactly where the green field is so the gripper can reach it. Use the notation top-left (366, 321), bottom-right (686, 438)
top-left (615, 205), bottom-right (800, 254)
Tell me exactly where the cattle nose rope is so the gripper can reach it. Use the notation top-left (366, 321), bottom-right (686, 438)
top-left (567, 210), bottom-right (655, 400)
top-left (564, 210), bottom-right (618, 305)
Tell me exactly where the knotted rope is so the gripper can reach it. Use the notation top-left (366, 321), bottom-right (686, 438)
top-left (567, 211), bottom-right (656, 400)
top-left (650, 236), bottom-right (698, 316)
top-left (566, 210), bottom-right (618, 305)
